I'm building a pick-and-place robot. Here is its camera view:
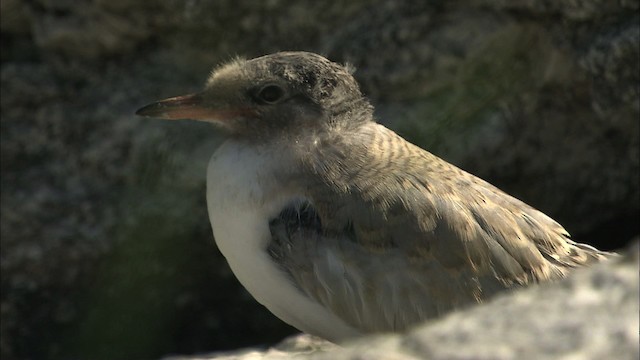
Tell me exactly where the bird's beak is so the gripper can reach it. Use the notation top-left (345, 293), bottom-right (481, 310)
top-left (135, 93), bottom-right (254, 121)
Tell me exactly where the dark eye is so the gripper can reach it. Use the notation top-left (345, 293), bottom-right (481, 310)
top-left (256, 84), bottom-right (286, 104)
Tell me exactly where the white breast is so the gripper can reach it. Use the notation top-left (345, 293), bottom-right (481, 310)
top-left (206, 140), bottom-right (360, 342)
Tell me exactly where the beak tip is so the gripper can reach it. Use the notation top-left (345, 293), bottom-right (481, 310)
top-left (134, 93), bottom-right (203, 119)
top-left (134, 106), bottom-right (151, 117)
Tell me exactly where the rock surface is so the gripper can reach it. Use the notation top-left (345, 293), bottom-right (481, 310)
top-left (1, 0), bottom-right (638, 359)
top-left (164, 242), bottom-right (640, 360)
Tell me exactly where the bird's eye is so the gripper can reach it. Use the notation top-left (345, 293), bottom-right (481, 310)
top-left (256, 84), bottom-right (286, 104)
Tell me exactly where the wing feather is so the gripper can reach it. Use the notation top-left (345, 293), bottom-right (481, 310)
top-left (268, 123), bottom-right (609, 333)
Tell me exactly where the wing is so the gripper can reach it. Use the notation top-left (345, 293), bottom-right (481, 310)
top-left (268, 123), bottom-right (608, 333)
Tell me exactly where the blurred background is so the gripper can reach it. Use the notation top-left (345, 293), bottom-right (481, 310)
top-left (1, 1), bottom-right (638, 359)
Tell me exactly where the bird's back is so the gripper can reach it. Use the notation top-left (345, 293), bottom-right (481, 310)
top-left (269, 122), bottom-right (609, 334)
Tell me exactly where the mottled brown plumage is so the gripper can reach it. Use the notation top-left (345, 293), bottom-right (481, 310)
top-left (270, 121), bottom-right (607, 332)
top-left (136, 51), bottom-right (610, 340)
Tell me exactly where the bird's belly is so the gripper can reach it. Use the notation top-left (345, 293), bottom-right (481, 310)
top-left (205, 141), bottom-right (360, 342)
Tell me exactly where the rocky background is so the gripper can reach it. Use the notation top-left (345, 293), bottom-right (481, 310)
top-left (1, 1), bottom-right (638, 359)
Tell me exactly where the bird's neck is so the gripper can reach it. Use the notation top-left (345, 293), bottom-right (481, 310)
top-left (327, 97), bottom-right (375, 130)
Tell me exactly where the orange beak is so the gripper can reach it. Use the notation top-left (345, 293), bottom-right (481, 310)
top-left (135, 93), bottom-right (255, 121)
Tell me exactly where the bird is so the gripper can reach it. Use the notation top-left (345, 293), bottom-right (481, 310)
top-left (136, 51), bottom-right (609, 342)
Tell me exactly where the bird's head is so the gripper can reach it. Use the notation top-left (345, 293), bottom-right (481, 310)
top-left (136, 52), bottom-right (373, 140)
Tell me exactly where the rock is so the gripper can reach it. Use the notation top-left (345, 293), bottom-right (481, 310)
top-left (162, 334), bottom-right (338, 360)
top-left (164, 242), bottom-right (640, 360)
top-left (1, 0), bottom-right (638, 359)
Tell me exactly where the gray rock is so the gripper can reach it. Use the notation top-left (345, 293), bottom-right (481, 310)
top-left (164, 242), bottom-right (639, 360)
top-left (163, 335), bottom-right (339, 360)
top-left (1, 0), bottom-right (637, 358)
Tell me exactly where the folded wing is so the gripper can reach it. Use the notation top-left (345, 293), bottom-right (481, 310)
top-left (268, 123), bottom-right (608, 333)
